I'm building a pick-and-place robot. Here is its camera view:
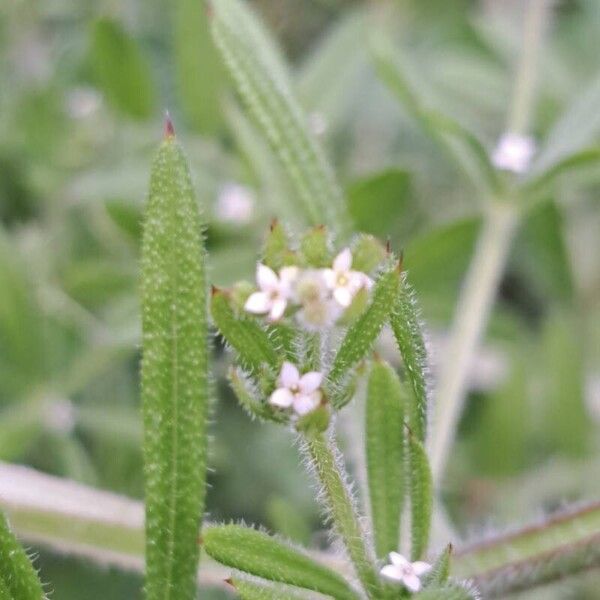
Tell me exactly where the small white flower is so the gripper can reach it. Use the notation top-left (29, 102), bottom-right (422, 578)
top-left (491, 132), bottom-right (536, 174)
top-left (244, 264), bottom-right (299, 321)
top-left (380, 552), bottom-right (431, 593)
top-left (323, 248), bottom-right (373, 308)
top-left (216, 183), bottom-right (255, 224)
top-left (295, 269), bottom-right (343, 331)
top-left (269, 362), bottom-right (323, 416)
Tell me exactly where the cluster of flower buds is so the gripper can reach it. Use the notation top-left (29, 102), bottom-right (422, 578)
top-left (244, 247), bottom-right (373, 330)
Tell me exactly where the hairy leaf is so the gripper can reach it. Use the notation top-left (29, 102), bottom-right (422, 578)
top-left (415, 582), bottom-right (479, 600)
top-left (228, 367), bottom-right (285, 423)
top-left (366, 360), bottom-right (405, 558)
top-left (209, 0), bottom-right (350, 235)
top-left (141, 128), bottom-right (209, 600)
top-left (302, 433), bottom-right (381, 598)
top-left (211, 290), bottom-right (279, 374)
top-left (0, 511), bottom-right (45, 599)
top-left (407, 431), bottom-right (433, 561)
top-left (203, 525), bottom-right (359, 600)
top-left (328, 264), bottom-right (400, 398)
top-left (390, 274), bottom-right (428, 441)
top-left (423, 544), bottom-right (452, 587)
top-left (228, 577), bottom-right (309, 600)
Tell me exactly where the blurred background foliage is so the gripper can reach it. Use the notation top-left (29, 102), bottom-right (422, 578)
top-left (0, 0), bottom-right (599, 597)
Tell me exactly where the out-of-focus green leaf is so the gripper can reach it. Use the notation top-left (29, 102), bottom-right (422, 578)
top-left (513, 201), bottom-right (573, 305)
top-left (174, 0), bottom-right (226, 132)
top-left (537, 312), bottom-right (589, 457)
top-left (227, 577), bottom-right (311, 600)
top-left (347, 169), bottom-right (416, 240)
top-left (89, 18), bottom-right (155, 119)
top-left (104, 199), bottom-right (142, 242)
top-left (203, 525), bottom-right (360, 600)
top-left (530, 71), bottom-right (600, 176)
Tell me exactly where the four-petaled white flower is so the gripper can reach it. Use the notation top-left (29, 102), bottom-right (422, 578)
top-left (491, 132), bottom-right (536, 174)
top-left (380, 552), bottom-right (431, 593)
top-left (323, 248), bottom-right (373, 308)
top-left (269, 362), bottom-right (323, 416)
top-left (244, 264), bottom-right (299, 322)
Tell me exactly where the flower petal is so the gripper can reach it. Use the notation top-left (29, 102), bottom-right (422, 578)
top-left (279, 266), bottom-right (299, 285)
top-left (268, 297), bottom-right (287, 321)
top-left (269, 388), bottom-right (294, 408)
top-left (321, 268), bottom-right (337, 290)
top-left (299, 371), bottom-right (323, 394)
top-left (279, 361), bottom-right (300, 388)
top-left (333, 286), bottom-right (353, 308)
top-left (333, 247), bottom-right (352, 272)
top-left (380, 565), bottom-right (402, 582)
top-left (412, 561), bottom-right (432, 576)
top-left (257, 263), bottom-right (279, 291)
top-left (293, 392), bottom-right (320, 416)
top-left (403, 573), bottom-right (422, 593)
top-left (389, 552), bottom-right (410, 568)
top-left (244, 292), bottom-right (271, 314)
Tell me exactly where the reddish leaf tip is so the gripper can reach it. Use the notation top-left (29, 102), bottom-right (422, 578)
top-left (164, 111), bottom-right (175, 138)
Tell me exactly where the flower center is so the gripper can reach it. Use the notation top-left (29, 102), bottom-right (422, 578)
top-left (337, 274), bottom-right (348, 286)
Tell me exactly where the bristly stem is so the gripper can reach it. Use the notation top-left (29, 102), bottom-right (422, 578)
top-left (430, 0), bottom-right (551, 485)
top-left (301, 431), bottom-right (382, 599)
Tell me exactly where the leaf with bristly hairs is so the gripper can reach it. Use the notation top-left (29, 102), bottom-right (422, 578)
top-left (203, 525), bottom-right (360, 600)
top-left (227, 576), bottom-right (313, 600)
top-left (366, 360), bottom-right (405, 559)
top-left (141, 123), bottom-right (210, 600)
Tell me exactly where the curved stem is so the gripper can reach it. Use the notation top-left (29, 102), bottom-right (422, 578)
top-left (430, 203), bottom-right (518, 483)
top-left (302, 432), bottom-right (382, 599)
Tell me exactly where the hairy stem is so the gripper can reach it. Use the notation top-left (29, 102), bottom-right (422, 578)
top-left (430, 202), bottom-right (518, 482)
top-left (302, 432), bottom-right (381, 598)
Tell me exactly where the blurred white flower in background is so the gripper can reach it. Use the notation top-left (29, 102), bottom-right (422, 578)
top-left (492, 132), bottom-right (536, 174)
top-left (66, 87), bottom-right (103, 119)
top-left (295, 269), bottom-right (343, 331)
top-left (269, 361), bottom-right (323, 416)
top-left (307, 112), bottom-right (328, 137)
top-left (42, 397), bottom-right (76, 435)
top-left (380, 552), bottom-right (431, 593)
top-left (215, 182), bottom-right (255, 224)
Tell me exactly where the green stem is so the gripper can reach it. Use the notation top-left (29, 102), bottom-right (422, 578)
top-left (430, 202), bottom-right (518, 483)
top-left (302, 432), bottom-right (381, 599)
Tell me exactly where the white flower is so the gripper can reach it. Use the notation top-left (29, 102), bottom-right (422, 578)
top-left (323, 248), bottom-right (373, 308)
top-left (380, 552), bottom-right (431, 593)
top-left (269, 362), bottom-right (323, 416)
top-left (216, 183), bottom-right (255, 224)
top-left (244, 264), bottom-right (299, 321)
top-left (491, 132), bottom-right (536, 174)
top-left (295, 269), bottom-right (343, 331)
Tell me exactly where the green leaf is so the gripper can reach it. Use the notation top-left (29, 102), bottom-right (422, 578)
top-left (174, 0), bottom-right (226, 132)
top-left (299, 226), bottom-right (331, 268)
top-left (89, 18), bottom-right (155, 119)
top-left (211, 289), bottom-right (279, 374)
top-left (423, 544), bottom-right (452, 587)
top-left (407, 430), bottom-right (433, 561)
top-left (371, 38), bottom-right (500, 195)
top-left (328, 263), bottom-right (400, 400)
top-left (261, 220), bottom-right (292, 270)
top-left (0, 511), bottom-right (46, 599)
top-left (104, 199), bottom-right (143, 242)
top-left (347, 169), bottom-right (416, 239)
top-left (365, 360), bottom-right (405, 559)
top-left (227, 577), bottom-right (309, 600)
top-left (453, 501), bottom-right (600, 597)
top-left (141, 129), bottom-right (210, 600)
top-left (414, 582), bottom-right (478, 600)
top-left (390, 274), bottom-right (429, 441)
top-left (202, 525), bottom-right (359, 600)
top-left (228, 367), bottom-right (285, 423)
top-left (351, 235), bottom-right (387, 275)
top-left (209, 0), bottom-right (350, 235)
top-left (301, 433), bottom-right (381, 598)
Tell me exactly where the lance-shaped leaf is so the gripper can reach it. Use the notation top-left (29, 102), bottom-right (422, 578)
top-left (211, 289), bottom-right (279, 374)
top-left (453, 500), bottom-right (600, 597)
top-left (328, 264), bottom-right (400, 400)
top-left (302, 433), bottom-right (382, 598)
top-left (203, 525), bottom-right (359, 600)
top-left (227, 577), bottom-right (312, 600)
top-left (407, 430), bottom-right (433, 561)
top-left (390, 273), bottom-right (428, 441)
top-left (423, 544), bottom-right (452, 587)
top-left (0, 511), bottom-right (45, 599)
top-left (366, 360), bottom-right (405, 558)
top-left (141, 123), bottom-right (210, 600)
top-left (414, 583), bottom-right (479, 600)
top-left (209, 0), bottom-right (350, 236)
top-left (228, 367), bottom-right (286, 423)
